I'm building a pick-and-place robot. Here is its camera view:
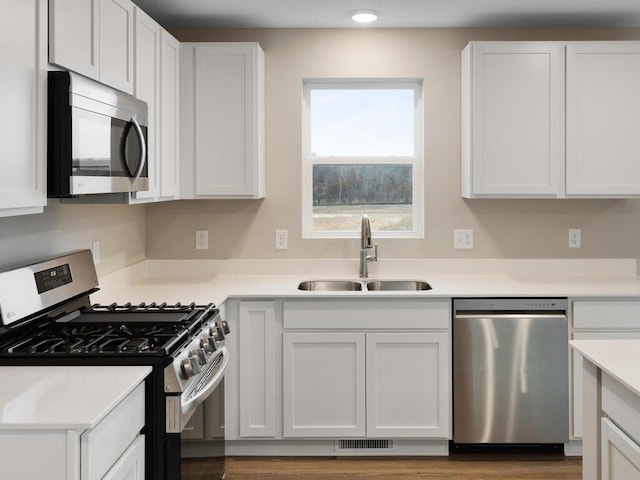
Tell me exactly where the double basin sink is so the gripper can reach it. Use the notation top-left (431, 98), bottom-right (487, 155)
top-left (297, 280), bottom-right (431, 292)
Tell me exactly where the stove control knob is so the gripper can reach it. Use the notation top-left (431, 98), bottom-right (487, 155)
top-left (195, 348), bottom-right (207, 365)
top-left (214, 326), bottom-right (225, 342)
top-left (181, 356), bottom-right (200, 379)
top-left (200, 338), bottom-right (215, 354)
top-left (208, 327), bottom-right (225, 341)
top-left (216, 320), bottom-right (230, 335)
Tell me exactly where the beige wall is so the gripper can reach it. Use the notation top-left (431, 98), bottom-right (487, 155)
top-left (0, 201), bottom-right (146, 276)
top-left (146, 27), bottom-right (640, 261)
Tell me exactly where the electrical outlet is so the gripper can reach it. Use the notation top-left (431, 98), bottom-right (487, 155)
top-left (196, 230), bottom-right (208, 250)
top-left (569, 228), bottom-right (581, 248)
top-left (91, 240), bottom-right (101, 265)
top-left (275, 229), bottom-right (288, 250)
top-left (454, 229), bottom-right (474, 249)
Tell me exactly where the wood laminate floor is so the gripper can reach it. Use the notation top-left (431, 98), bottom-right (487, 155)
top-left (182, 455), bottom-right (582, 480)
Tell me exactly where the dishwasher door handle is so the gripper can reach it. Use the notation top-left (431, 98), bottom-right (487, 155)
top-left (455, 313), bottom-right (566, 320)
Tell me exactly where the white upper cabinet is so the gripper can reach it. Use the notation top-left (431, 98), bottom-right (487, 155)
top-left (160, 30), bottom-right (180, 198)
top-left (0, 0), bottom-right (47, 217)
top-left (180, 42), bottom-right (265, 199)
top-left (461, 42), bottom-right (564, 198)
top-left (131, 7), bottom-right (160, 202)
top-left (49, 0), bottom-right (98, 79)
top-left (49, 0), bottom-right (134, 94)
top-left (98, 0), bottom-right (134, 94)
top-left (462, 41), bottom-right (640, 198)
top-left (566, 43), bottom-right (640, 196)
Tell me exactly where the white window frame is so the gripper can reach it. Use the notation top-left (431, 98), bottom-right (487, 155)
top-left (302, 78), bottom-right (424, 239)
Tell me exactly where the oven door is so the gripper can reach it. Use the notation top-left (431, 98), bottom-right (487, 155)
top-left (166, 346), bottom-right (229, 434)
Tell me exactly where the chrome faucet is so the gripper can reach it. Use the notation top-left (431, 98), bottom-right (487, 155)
top-left (359, 214), bottom-right (378, 278)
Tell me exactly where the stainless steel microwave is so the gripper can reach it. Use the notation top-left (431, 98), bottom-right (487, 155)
top-left (47, 71), bottom-right (149, 197)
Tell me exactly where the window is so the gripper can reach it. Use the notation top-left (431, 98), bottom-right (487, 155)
top-left (302, 79), bottom-right (424, 238)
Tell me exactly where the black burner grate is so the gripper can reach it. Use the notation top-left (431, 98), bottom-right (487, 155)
top-left (0, 302), bottom-right (217, 357)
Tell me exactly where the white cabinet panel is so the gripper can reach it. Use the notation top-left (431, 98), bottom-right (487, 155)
top-left (283, 332), bottom-right (366, 438)
top-left (180, 42), bottom-right (265, 199)
top-left (0, 0), bottom-right (46, 216)
top-left (0, 430), bottom-right (75, 479)
top-left (566, 43), bottom-right (640, 195)
top-left (49, 0), bottom-right (134, 94)
top-left (98, 0), bottom-right (134, 94)
top-left (49, 0), bottom-right (99, 79)
top-left (239, 302), bottom-right (277, 437)
top-left (131, 8), bottom-right (160, 201)
top-left (102, 435), bottom-right (145, 480)
top-left (366, 333), bottom-right (449, 438)
top-left (160, 30), bottom-right (180, 198)
top-left (462, 42), bottom-right (564, 197)
top-left (462, 41), bottom-right (640, 198)
top-left (602, 419), bottom-right (640, 480)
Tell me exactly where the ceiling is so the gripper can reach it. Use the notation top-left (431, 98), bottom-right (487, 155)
top-left (132, 0), bottom-right (640, 29)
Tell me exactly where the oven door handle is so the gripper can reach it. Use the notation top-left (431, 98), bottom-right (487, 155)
top-left (181, 346), bottom-right (228, 416)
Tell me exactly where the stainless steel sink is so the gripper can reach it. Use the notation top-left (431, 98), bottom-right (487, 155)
top-left (297, 280), bottom-right (363, 291)
top-left (365, 280), bottom-right (432, 291)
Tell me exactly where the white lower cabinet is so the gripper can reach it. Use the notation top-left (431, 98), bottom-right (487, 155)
top-left (239, 301), bottom-right (277, 437)
top-left (0, 382), bottom-right (145, 480)
top-left (102, 434), bottom-right (145, 480)
top-left (283, 332), bottom-right (366, 438)
top-left (282, 299), bottom-right (451, 440)
top-left (223, 298), bottom-right (451, 456)
top-left (571, 299), bottom-right (640, 440)
top-left (366, 332), bottom-right (448, 438)
top-left (602, 418), bottom-right (640, 480)
top-left (282, 330), bottom-right (449, 439)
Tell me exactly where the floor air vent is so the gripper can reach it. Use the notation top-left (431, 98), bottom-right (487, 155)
top-left (335, 439), bottom-right (395, 452)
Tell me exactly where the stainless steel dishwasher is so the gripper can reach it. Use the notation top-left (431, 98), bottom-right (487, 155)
top-left (452, 298), bottom-right (568, 451)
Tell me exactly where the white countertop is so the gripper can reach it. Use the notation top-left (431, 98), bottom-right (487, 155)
top-left (570, 340), bottom-right (640, 397)
top-left (0, 366), bottom-right (151, 430)
top-left (92, 258), bottom-right (640, 307)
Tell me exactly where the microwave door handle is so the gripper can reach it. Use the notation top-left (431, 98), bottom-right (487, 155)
top-left (130, 115), bottom-right (147, 181)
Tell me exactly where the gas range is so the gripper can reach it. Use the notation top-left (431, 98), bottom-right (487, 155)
top-left (0, 250), bottom-right (229, 480)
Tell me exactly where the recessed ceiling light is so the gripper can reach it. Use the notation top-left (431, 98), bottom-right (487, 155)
top-left (351, 10), bottom-right (379, 24)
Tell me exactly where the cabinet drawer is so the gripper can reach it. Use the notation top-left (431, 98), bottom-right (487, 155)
top-left (283, 300), bottom-right (450, 330)
top-left (602, 372), bottom-right (640, 446)
top-left (81, 382), bottom-right (145, 480)
top-left (573, 301), bottom-right (640, 329)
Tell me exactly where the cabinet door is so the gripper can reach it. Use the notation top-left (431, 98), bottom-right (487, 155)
top-left (239, 302), bottom-right (277, 437)
top-left (160, 30), bottom-right (180, 198)
top-left (102, 435), bottom-right (145, 480)
top-left (566, 43), bottom-right (640, 196)
top-left (131, 8), bottom-right (160, 202)
top-left (366, 332), bottom-right (449, 438)
top-left (462, 42), bottom-right (564, 197)
top-left (98, 0), bottom-right (134, 94)
top-left (602, 418), bottom-right (640, 480)
top-left (192, 43), bottom-right (265, 198)
top-left (49, 0), bottom-right (98, 79)
top-left (283, 332), bottom-right (366, 438)
top-left (0, 0), bottom-right (46, 216)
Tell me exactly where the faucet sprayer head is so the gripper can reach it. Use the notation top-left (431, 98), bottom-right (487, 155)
top-left (361, 214), bottom-right (373, 249)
